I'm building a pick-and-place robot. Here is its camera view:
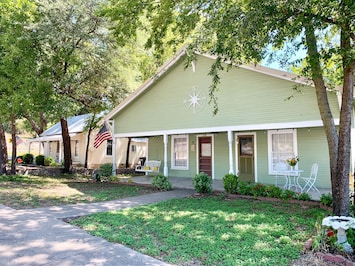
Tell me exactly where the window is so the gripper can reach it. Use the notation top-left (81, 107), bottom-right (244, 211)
top-left (74, 140), bottom-right (79, 157)
top-left (131, 145), bottom-right (137, 152)
top-left (171, 135), bottom-right (188, 169)
top-left (106, 140), bottom-right (113, 156)
top-left (268, 129), bottom-right (297, 174)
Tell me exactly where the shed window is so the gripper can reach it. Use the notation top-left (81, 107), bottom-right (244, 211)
top-left (74, 140), bottom-right (79, 157)
top-left (171, 135), bottom-right (188, 170)
top-left (106, 140), bottom-right (113, 156)
top-left (268, 129), bottom-right (297, 174)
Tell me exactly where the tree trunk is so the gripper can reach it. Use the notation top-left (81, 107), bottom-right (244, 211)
top-left (125, 137), bottom-right (131, 168)
top-left (84, 127), bottom-right (92, 169)
top-left (24, 112), bottom-right (47, 136)
top-left (60, 117), bottom-right (72, 173)
top-left (0, 123), bottom-right (7, 175)
top-left (10, 115), bottom-right (17, 175)
top-left (304, 23), bottom-right (350, 215)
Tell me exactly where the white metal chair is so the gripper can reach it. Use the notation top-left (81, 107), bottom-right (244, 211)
top-left (274, 162), bottom-right (289, 188)
top-left (300, 163), bottom-right (320, 193)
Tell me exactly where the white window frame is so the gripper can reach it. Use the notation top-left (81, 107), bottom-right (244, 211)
top-left (171, 134), bottom-right (189, 170)
top-left (268, 129), bottom-right (298, 174)
top-left (106, 139), bottom-right (113, 156)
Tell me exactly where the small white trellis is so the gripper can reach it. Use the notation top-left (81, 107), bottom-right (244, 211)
top-left (322, 216), bottom-right (355, 253)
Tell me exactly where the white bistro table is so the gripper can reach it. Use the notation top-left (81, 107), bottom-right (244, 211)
top-left (276, 169), bottom-right (303, 191)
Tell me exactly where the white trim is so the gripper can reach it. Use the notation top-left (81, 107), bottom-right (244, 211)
top-left (171, 134), bottom-right (189, 170)
top-left (112, 119), bottom-right (338, 138)
top-left (267, 129), bottom-right (298, 174)
top-left (235, 132), bottom-right (258, 182)
top-left (105, 139), bottom-right (113, 157)
top-left (200, 53), bottom-right (311, 86)
top-left (196, 134), bottom-right (214, 179)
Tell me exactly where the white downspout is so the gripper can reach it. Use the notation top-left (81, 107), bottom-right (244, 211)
top-left (228, 130), bottom-right (234, 174)
top-left (110, 120), bottom-right (116, 176)
top-left (112, 137), bottom-right (117, 176)
top-left (163, 134), bottom-right (168, 176)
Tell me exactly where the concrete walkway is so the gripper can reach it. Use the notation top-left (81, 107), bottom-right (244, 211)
top-left (0, 189), bottom-right (192, 266)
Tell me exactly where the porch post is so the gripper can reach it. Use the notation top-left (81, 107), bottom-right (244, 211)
top-left (228, 130), bottom-right (234, 174)
top-left (163, 134), bottom-right (168, 176)
top-left (112, 137), bottom-right (117, 176)
top-left (58, 141), bottom-right (63, 163)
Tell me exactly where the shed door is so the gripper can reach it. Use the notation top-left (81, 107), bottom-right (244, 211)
top-left (199, 136), bottom-right (212, 177)
top-left (238, 135), bottom-right (254, 182)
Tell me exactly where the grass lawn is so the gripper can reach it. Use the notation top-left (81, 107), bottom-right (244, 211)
top-left (0, 175), bottom-right (157, 209)
top-left (71, 196), bottom-right (331, 266)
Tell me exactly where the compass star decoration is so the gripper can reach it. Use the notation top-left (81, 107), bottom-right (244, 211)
top-left (183, 87), bottom-right (206, 113)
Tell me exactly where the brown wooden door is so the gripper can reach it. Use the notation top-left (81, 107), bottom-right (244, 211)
top-left (238, 135), bottom-right (254, 182)
top-left (199, 136), bottom-right (212, 177)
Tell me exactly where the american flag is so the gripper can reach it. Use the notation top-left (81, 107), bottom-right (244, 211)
top-left (93, 124), bottom-right (112, 149)
top-left (16, 136), bottom-right (23, 146)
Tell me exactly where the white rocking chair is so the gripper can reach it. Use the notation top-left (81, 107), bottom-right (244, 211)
top-left (300, 163), bottom-right (320, 193)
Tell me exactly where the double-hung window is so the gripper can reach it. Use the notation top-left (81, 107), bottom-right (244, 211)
top-left (268, 129), bottom-right (297, 174)
top-left (171, 135), bottom-right (188, 170)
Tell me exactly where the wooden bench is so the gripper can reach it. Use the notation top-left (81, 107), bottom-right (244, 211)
top-left (135, 160), bottom-right (161, 174)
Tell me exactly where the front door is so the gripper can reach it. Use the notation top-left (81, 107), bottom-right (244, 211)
top-left (238, 135), bottom-right (254, 182)
top-left (199, 136), bottom-right (212, 177)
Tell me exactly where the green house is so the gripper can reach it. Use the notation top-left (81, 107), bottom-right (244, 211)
top-left (106, 49), bottom-right (342, 189)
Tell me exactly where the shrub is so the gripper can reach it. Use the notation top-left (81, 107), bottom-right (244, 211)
top-left (23, 153), bottom-right (34, 164)
top-left (264, 184), bottom-right (283, 198)
top-left (297, 192), bottom-right (312, 201)
top-left (152, 175), bottom-right (172, 191)
top-left (280, 189), bottom-right (297, 200)
top-left (320, 193), bottom-right (333, 207)
top-left (238, 181), bottom-right (253, 196)
top-left (35, 155), bottom-right (45, 166)
top-left (44, 156), bottom-right (55, 166)
top-left (98, 163), bottom-right (113, 178)
top-left (192, 172), bottom-right (212, 194)
top-left (251, 183), bottom-right (267, 197)
top-left (223, 174), bottom-right (239, 194)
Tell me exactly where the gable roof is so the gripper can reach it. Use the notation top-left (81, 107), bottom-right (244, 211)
top-left (105, 48), bottom-right (311, 121)
top-left (40, 114), bottom-right (91, 137)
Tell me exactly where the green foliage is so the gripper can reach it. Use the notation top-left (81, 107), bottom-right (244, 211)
top-left (98, 163), bottom-right (113, 177)
top-left (192, 172), bottom-right (212, 194)
top-left (72, 197), bottom-right (328, 266)
top-left (263, 184), bottom-right (283, 198)
top-left (280, 189), bottom-right (297, 201)
top-left (238, 181), bottom-right (253, 196)
top-left (222, 173), bottom-right (239, 194)
top-left (44, 156), bottom-right (55, 166)
top-left (35, 155), bottom-right (45, 166)
top-left (251, 183), bottom-right (267, 197)
top-left (347, 228), bottom-right (355, 247)
top-left (23, 153), bottom-right (34, 164)
top-left (320, 193), bottom-right (333, 207)
top-left (297, 192), bottom-right (312, 201)
top-left (152, 175), bottom-right (172, 191)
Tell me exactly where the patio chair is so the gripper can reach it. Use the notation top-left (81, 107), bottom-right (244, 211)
top-left (300, 163), bottom-right (320, 193)
top-left (274, 162), bottom-right (288, 188)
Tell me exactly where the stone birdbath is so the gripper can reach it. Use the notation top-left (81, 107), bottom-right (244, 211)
top-left (322, 216), bottom-right (355, 253)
